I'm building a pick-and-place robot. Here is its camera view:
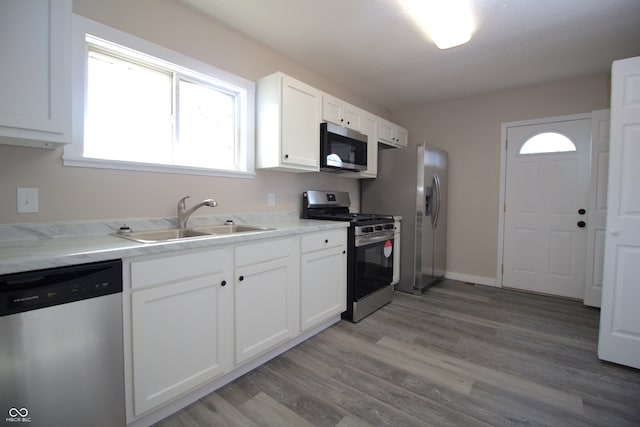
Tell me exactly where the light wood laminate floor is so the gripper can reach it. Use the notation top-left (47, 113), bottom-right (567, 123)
top-left (156, 280), bottom-right (640, 426)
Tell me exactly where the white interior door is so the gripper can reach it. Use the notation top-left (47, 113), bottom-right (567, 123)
top-left (598, 56), bottom-right (640, 369)
top-left (503, 118), bottom-right (591, 299)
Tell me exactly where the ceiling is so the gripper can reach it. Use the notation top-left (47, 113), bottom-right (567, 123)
top-left (178, 0), bottom-right (640, 111)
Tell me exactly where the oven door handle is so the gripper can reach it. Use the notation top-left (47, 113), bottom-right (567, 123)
top-left (355, 233), bottom-right (394, 247)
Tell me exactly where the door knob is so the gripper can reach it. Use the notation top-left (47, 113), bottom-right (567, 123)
top-left (578, 208), bottom-right (586, 215)
top-left (577, 221), bottom-right (586, 228)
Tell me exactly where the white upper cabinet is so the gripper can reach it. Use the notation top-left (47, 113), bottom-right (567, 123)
top-left (322, 94), bottom-right (362, 132)
top-left (0, 0), bottom-right (71, 148)
top-left (396, 126), bottom-right (409, 147)
top-left (256, 71), bottom-right (408, 175)
top-left (379, 118), bottom-right (408, 148)
top-left (256, 72), bottom-right (322, 172)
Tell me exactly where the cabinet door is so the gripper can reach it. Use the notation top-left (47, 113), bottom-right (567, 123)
top-left (395, 126), bottom-right (409, 147)
top-left (301, 246), bottom-right (347, 330)
top-left (322, 95), bottom-right (361, 131)
top-left (130, 251), bottom-right (232, 415)
top-left (0, 0), bottom-right (71, 147)
top-left (281, 76), bottom-right (321, 170)
top-left (378, 118), bottom-right (395, 145)
top-left (322, 94), bottom-right (343, 126)
top-left (378, 118), bottom-right (408, 148)
top-left (234, 256), bottom-right (298, 364)
top-left (343, 104), bottom-right (362, 131)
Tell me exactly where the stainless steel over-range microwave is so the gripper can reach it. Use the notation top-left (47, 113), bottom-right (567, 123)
top-left (320, 122), bottom-right (367, 172)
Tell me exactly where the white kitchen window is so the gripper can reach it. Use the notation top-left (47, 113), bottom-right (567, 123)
top-left (64, 15), bottom-right (255, 177)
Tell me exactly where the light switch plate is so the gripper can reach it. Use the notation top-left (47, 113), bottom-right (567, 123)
top-left (17, 188), bottom-right (39, 213)
top-left (267, 193), bottom-right (276, 207)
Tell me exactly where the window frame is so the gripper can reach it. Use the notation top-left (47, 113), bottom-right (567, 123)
top-left (64, 14), bottom-right (255, 178)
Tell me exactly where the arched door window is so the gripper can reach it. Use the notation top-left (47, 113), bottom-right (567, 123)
top-left (519, 132), bottom-right (577, 154)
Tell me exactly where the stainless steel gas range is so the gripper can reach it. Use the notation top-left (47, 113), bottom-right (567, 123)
top-left (302, 190), bottom-right (395, 322)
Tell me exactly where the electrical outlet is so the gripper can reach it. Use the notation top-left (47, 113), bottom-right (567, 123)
top-left (267, 193), bottom-right (276, 207)
top-left (17, 188), bottom-right (39, 213)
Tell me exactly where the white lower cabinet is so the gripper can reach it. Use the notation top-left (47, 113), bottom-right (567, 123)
top-left (234, 238), bottom-right (299, 364)
top-left (300, 230), bottom-right (347, 330)
top-left (128, 247), bottom-right (233, 417)
top-left (124, 229), bottom-right (345, 422)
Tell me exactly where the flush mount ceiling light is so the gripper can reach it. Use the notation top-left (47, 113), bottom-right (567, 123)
top-left (401, 0), bottom-right (475, 49)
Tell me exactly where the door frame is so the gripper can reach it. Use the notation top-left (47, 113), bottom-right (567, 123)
top-left (584, 109), bottom-right (610, 307)
top-left (496, 112), bottom-right (593, 288)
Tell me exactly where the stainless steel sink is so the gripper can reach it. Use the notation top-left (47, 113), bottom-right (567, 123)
top-left (113, 224), bottom-right (274, 243)
top-left (192, 224), bottom-right (274, 234)
top-left (114, 228), bottom-right (213, 243)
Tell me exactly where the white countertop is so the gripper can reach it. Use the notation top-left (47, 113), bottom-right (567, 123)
top-left (0, 213), bottom-right (348, 275)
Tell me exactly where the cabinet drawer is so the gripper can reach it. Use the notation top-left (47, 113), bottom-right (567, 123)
top-left (235, 238), bottom-right (294, 267)
top-left (130, 248), bottom-right (229, 289)
top-left (301, 229), bottom-right (346, 253)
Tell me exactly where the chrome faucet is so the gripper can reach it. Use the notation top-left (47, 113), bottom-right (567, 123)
top-left (177, 196), bottom-right (217, 229)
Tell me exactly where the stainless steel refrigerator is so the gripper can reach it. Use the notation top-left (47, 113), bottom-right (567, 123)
top-left (361, 143), bottom-right (447, 294)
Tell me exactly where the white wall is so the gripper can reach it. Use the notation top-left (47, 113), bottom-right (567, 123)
top-left (0, 0), bottom-right (388, 224)
top-left (393, 74), bottom-right (611, 283)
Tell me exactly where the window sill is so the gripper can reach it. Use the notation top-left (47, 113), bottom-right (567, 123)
top-left (62, 155), bottom-right (255, 179)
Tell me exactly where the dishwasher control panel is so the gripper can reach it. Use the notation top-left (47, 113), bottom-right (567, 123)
top-left (0, 259), bottom-right (122, 316)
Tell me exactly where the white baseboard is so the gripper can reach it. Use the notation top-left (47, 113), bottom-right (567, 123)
top-left (444, 271), bottom-right (499, 287)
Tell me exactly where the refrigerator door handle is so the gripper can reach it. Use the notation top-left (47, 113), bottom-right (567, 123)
top-left (430, 174), bottom-right (436, 228)
top-left (433, 174), bottom-right (441, 229)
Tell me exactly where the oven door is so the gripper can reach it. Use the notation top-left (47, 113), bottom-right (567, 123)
top-left (354, 232), bottom-right (394, 300)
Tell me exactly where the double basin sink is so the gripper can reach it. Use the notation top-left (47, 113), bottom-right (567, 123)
top-left (115, 224), bottom-right (274, 244)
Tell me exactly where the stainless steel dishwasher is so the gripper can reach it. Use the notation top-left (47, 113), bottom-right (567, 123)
top-left (0, 259), bottom-right (125, 427)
